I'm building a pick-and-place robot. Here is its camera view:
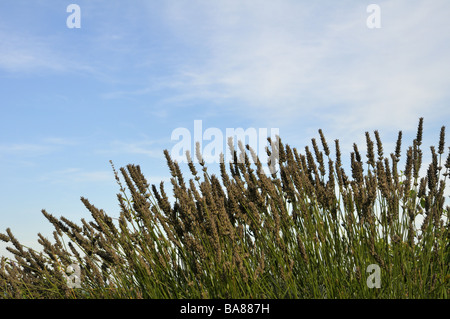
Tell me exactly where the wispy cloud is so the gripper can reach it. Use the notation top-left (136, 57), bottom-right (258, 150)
top-left (96, 139), bottom-right (166, 159)
top-left (0, 143), bottom-right (52, 155)
top-left (0, 137), bottom-right (78, 160)
top-left (41, 137), bottom-right (79, 146)
top-left (37, 166), bottom-right (172, 190)
top-left (0, 26), bottom-right (100, 77)
top-left (151, 0), bottom-right (450, 135)
top-left (38, 167), bottom-right (113, 184)
top-left (0, 28), bottom-right (70, 73)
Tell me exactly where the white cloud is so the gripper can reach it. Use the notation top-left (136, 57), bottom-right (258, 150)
top-left (156, 0), bottom-right (450, 134)
top-left (0, 137), bottom-right (77, 159)
top-left (96, 139), bottom-right (166, 159)
top-left (0, 143), bottom-right (51, 154)
top-left (39, 168), bottom-right (113, 184)
top-left (0, 29), bottom-right (65, 73)
top-left (41, 137), bottom-right (78, 146)
top-left (0, 27), bottom-right (99, 77)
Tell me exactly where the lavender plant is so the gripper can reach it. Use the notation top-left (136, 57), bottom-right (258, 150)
top-left (0, 118), bottom-right (449, 298)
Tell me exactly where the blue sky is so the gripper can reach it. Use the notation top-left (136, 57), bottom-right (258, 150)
top-left (1, 0), bottom-right (450, 256)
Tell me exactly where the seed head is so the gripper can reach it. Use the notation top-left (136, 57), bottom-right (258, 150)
top-left (438, 126), bottom-right (445, 155)
top-left (318, 129), bottom-right (330, 157)
top-left (395, 131), bottom-right (402, 161)
top-left (416, 117), bottom-right (424, 146)
top-left (365, 132), bottom-right (375, 167)
top-left (374, 130), bottom-right (384, 161)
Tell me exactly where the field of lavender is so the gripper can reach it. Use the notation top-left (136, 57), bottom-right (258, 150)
top-left (0, 118), bottom-right (449, 298)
